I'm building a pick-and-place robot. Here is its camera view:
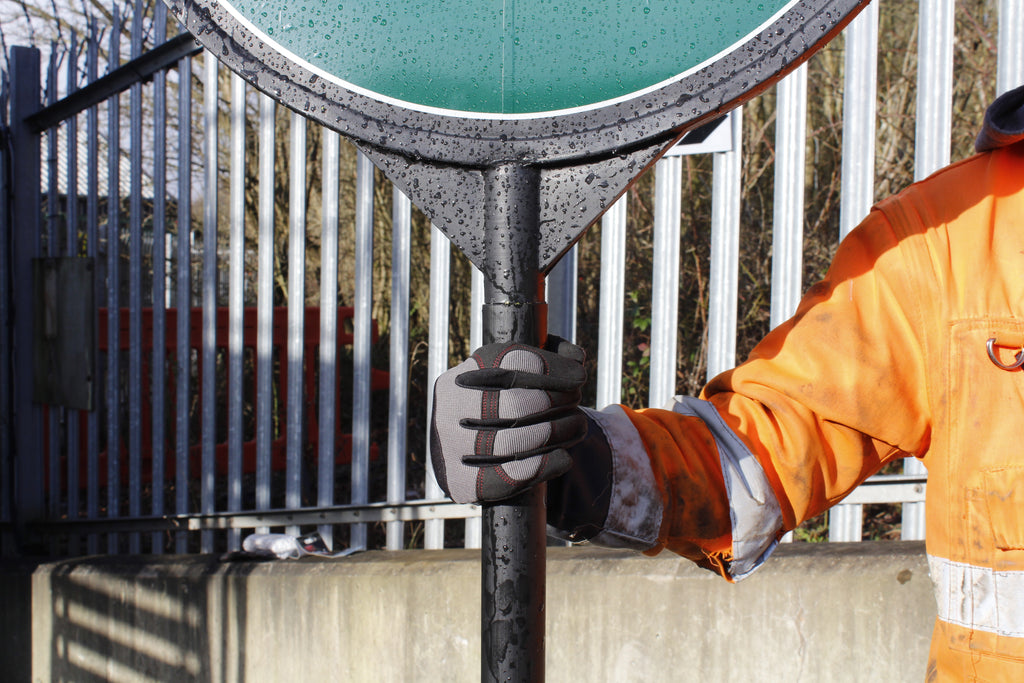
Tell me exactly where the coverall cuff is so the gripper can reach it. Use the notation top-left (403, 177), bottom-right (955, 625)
top-left (670, 397), bottom-right (784, 580)
top-left (570, 405), bottom-right (663, 551)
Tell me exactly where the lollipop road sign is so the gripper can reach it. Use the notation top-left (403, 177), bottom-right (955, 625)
top-left (164, 1), bottom-right (870, 680)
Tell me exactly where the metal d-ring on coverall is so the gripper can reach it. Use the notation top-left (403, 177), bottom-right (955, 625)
top-left (552, 86), bottom-right (1024, 681)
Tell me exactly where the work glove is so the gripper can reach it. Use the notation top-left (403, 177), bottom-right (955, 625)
top-left (430, 336), bottom-right (588, 504)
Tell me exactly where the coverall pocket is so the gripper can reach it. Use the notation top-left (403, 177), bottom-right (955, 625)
top-left (982, 467), bottom-right (1024, 550)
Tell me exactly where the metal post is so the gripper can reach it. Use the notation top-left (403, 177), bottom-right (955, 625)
top-left (10, 47), bottom-right (44, 548)
top-left (481, 163), bottom-right (546, 683)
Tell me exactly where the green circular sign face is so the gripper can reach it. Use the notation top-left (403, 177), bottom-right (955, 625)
top-left (225, 0), bottom-right (792, 116)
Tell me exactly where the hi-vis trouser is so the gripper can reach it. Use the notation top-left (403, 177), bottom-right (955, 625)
top-left (572, 141), bottom-right (1024, 680)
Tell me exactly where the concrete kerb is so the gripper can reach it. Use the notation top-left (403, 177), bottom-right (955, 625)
top-left (5, 541), bottom-right (933, 682)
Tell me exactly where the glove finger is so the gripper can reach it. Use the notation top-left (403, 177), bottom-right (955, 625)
top-left (466, 343), bottom-right (586, 388)
top-left (461, 403), bottom-right (579, 431)
top-left (454, 385), bottom-right (580, 426)
top-left (457, 367), bottom-right (583, 392)
top-left (546, 335), bottom-right (586, 364)
top-left (475, 448), bottom-right (574, 502)
top-left (463, 411), bottom-right (587, 464)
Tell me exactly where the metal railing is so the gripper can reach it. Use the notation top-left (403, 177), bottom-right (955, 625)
top-left (2, 0), bottom-right (1021, 556)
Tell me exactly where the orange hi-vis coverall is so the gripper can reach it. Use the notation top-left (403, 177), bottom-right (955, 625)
top-left (576, 87), bottom-right (1024, 681)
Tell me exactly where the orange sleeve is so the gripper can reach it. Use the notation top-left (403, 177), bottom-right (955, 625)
top-left (600, 207), bottom-right (931, 576)
top-left (700, 208), bottom-right (931, 531)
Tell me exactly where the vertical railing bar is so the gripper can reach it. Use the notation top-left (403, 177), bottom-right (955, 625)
top-left (546, 247), bottom-right (577, 344)
top-left (351, 150), bottom-right (374, 550)
top-left (285, 111), bottom-right (306, 536)
top-left (543, 242), bottom-right (578, 550)
top-left (470, 268), bottom-right (484, 349)
top-left (769, 66), bottom-right (807, 331)
top-left (226, 72), bottom-right (246, 551)
top-left (9, 46), bottom-right (45, 553)
top-left (423, 224), bottom-right (450, 549)
top-left (127, 2), bottom-right (144, 554)
top-left (174, 51), bottom-right (193, 554)
top-left (255, 94), bottom-right (274, 532)
top-left (65, 33), bottom-right (81, 554)
top-left (317, 129), bottom-right (340, 548)
top-left (105, 11), bottom-right (122, 554)
top-left (45, 46), bottom-right (60, 548)
top-left (596, 195), bottom-right (627, 409)
top-left (830, 3), bottom-right (879, 543)
top-left (904, 0), bottom-right (954, 542)
top-left (150, 0), bottom-right (169, 554)
top-left (385, 188), bottom-right (411, 551)
top-left (200, 52), bottom-right (218, 553)
top-left (838, 4), bottom-right (879, 242)
top-left (463, 265), bottom-right (485, 549)
top-left (771, 65), bottom-right (807, 544)
top-left (649, 156), bottom-right (682, 409)
top-left (85, 19), bottom-right (100, 554)
top-left (998, 0), bottom-right (1024, 96)
top-left (707, 109), bottom-right (742, 380)
top-left (45, 48), bottom-right (58, 253)
top-left (914, 0), bottom-right (954, 182)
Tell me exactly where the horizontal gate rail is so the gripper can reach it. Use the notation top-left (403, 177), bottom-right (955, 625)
top-left (24, 32), bottom-right (200, 133)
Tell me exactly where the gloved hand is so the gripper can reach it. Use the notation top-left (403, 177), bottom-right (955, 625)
top-left (430, 336), bottom-right (588, 504)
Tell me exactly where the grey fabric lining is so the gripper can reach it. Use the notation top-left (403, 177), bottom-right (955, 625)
top-left (671, 397), bottom-right (782, 580)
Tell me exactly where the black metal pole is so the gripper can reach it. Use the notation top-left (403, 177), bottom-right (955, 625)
top-left (480, 164), bottom-right (547, 683)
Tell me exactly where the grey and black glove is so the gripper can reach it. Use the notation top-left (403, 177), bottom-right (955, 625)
top-left (430, 336), bottom-right (588, 504)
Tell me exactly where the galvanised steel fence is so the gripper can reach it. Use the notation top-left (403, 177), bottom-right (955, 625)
top-left (1, 0), bottom-right (1021, 556)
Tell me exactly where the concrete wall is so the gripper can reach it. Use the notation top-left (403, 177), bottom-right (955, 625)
top-left (3, 541), bottom-right (934, 682)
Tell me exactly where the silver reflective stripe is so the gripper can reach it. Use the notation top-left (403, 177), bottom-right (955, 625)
top-left (929, 555), bottom-right (1024, 638)
top-left (583, 406), bottom-right (663, 552)
top-left (672, 397), bottom-right (783, 580)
